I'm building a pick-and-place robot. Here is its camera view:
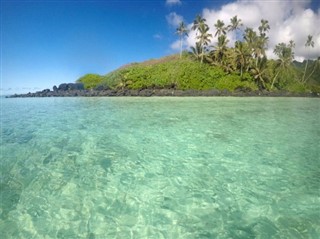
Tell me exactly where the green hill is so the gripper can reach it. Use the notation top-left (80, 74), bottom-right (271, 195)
top-left (77, 53), bottom-right (320, 93)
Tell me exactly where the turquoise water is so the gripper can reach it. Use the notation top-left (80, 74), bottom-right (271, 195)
top-left (1, 97), bottom-right (319, 238)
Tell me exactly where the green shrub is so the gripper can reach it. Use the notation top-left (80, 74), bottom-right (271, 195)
top-left (76, 54), bottom-right (319, 93)
top-left (284, 81), bottom-right (307, 93)
top-left (308, 84), bottom-right (320, 93)
top-left (76, 74), bottom-right (103, 89)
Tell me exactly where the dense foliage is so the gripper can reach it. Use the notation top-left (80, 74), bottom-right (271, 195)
top-left (77, 54), bottom-right (258, 91)
top-left (77, 74), bottom-right (104, 89)
top-left (76, 15), bottom-right (319, 93)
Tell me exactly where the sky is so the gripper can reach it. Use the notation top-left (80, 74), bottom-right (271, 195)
top-left (1, 0), bottom-right (319, 95)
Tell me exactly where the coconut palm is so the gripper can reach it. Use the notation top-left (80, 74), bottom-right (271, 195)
top-left (192, 15), bottom-right (206, 35)
top-left (244, 28), bottom-right (257, 50)
top-left (228, 15), bottom-right (243, 40)
top-left (244, 26), bottom-right (268, 67)
top-left (305, 57), bottom-right (320, 82)
top-left (214, 35), bottom-right (229, 64)
top-left (214, 20), bottom-right (227, 37)
top-left (176, 21), bottom-right (189, 59)
top-left (258, 19), bottom-right (270, 38)
top-left (228, 16), bottom-right (242, 31)
top-left (271, 41), bottom-right (295, 89)
top-left (190, 42), bottom-right (203, 62)
top-left (250, 56), bottom-right (268, 89)
top-left (196, 23), bottom-right (212, 63)
top-left (302, 35), bottom-right (315, 83)
top-left (243, 27), bottom-right (259, 65)
top-left (234, 41), bottom-right (251, 76)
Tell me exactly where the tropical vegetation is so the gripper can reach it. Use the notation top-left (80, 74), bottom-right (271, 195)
top-left (77, 15), bottom-right (320, 93)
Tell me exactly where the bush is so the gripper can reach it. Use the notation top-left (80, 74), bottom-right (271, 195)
top-left (76, 74), bottom-right (103, 89)
top-left (213, 74), bottom-right (258, 91)
top-left (76, 54), bottom-right (319, 93)
top-left (284, 81), bottom-right (307, 93)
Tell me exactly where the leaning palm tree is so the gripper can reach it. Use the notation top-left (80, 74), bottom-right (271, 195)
top-left (250, 56), bottom-right (268, 89)
top-left (305, 57), bottom-right (320, 82)
top-left (176, 21), bottom-right (189, 59)
top-left (302, 34), bottom-right (315, 83)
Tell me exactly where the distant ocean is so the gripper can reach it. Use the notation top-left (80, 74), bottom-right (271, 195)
top-left (1, 97), bottom-right (319, 238)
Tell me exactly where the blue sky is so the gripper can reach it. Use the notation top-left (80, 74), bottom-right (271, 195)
top-left (1, 0), bottom-right (319, 94)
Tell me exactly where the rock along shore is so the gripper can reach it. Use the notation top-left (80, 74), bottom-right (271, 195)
top-left (6, 83), bottom-right (320, 98)
top-left (7, 88), bottom-right (320, 98)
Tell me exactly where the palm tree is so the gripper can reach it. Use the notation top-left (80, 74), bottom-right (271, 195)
top-left (214, 35), bottom-right (229, 64)
top-left (244, 26), bottom-right (268, 68)
top-left (196, 23), bottom-right (212, 63)
top-left (244, 28), bottom-right (257, 51)
top-left (258, 19), bottom-right (270, 38)
top-left (191, 15), bottom-right (211, 63)
top-left (305, 57), bottom-right (320, 82)
top-left (176, 21), bottom-right (189, 59)
top-left (255, 35), bottom-right (268, 58)
top-left (271, 41), bottom-right (295, 89)
top-left (228, 16), bottom-right (242, 31)
top-left (250, 56), bottom-right (268, 89)
top-left (190, 42), bottom-right (203, 62)
top-left (192, 15), bottom-right (206, 35)
top-left (228, 15), bottom-right (243, 40)
top-left (214, 20), bottom-right (227, 37)
top-left (302, 34), bottom-right (315, 83)
top-left (243, 27), bottom-right (260, 66)
top-left (234, 41), bottom-right (250, 76)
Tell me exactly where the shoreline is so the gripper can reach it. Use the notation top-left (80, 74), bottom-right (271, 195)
top-left (6, 88), bottom-right (320, 98)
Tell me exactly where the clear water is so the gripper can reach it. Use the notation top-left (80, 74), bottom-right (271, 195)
top-left (1, 97), bottom-right (319, 239)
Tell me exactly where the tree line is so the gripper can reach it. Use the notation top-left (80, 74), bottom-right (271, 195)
top-left (176, 15), bottom-right (319, 90)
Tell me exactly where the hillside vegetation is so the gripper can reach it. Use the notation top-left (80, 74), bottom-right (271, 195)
top-left (77, 53), bottom-right (319, 93)
top-left (77, 14), bottom-right (320, 93)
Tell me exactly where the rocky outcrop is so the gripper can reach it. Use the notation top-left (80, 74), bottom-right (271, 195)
top-left (56, 83), bottom-right (85, 91)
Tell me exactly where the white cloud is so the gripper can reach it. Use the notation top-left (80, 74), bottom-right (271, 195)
top-left (166, 0), bottom-right (181, 6)
top-left (178, 0), bottom-right (320, 60)
top-left (153, 33), bottom-right (163, 40)
top-left (170, 40), bottom-right (181, 50)
top-left (166, 12), bottom-right (184, 28)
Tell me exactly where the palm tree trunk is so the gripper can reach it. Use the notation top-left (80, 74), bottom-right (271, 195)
top-left (271, 70), bottom-right (280, 90)
top-left (201, 45), bottom-right (205, 64)
top-left (302, 60), bottom-right (309, 83)
top-left (305, 61), bottom-right (318, 82)
top-left (179, 36), bottom-right (182, 59)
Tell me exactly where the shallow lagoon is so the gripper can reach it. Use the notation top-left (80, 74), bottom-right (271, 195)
top-left (1, 97), bottom-right (319, 238)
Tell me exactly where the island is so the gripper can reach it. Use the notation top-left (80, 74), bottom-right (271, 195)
top-left (8, 15), bottom-right (320, 98)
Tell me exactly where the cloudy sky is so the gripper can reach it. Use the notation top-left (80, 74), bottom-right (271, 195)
top-left (1, 0), bottom-right (319, 94)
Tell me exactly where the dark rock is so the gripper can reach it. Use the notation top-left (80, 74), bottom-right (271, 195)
top-left (221, 89), bottom-right (230, 96)
top-left (94, 85), bottom-right (110, 91)
top-left (139, 89), bottom-right (154, 96)
top-left (57, 83), bottom-right (84, 91)
top-left (68, 83), bottom-right (84, 90)
top-left (6, 86), bottom-right (320, 98)
top-left (58, 83), bottom-right (68, 91)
